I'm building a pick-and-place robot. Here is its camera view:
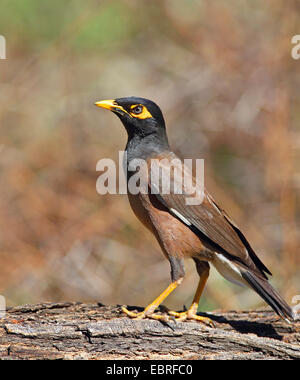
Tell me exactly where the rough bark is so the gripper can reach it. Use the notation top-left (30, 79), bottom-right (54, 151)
top-left (0, 302), bottom-right (299, 360)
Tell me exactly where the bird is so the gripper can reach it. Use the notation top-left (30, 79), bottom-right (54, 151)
top-left (95, 96), bottom-right (294, 325)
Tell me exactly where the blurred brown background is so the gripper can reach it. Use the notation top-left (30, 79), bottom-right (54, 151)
top-left (0, 0), bottom-right (299, 313)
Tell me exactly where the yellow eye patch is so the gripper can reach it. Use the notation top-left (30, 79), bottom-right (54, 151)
top-left (129, 104), bottom-right (153, 119)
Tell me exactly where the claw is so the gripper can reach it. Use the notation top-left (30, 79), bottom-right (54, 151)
top-left (168, 309), bottom-right (215, 327)
top-left (122, 304), bottom-right (215, 327)
top-left (121, 306), bottom-right (172, 323)
top-left (121, 306), bottom-right (144, 319)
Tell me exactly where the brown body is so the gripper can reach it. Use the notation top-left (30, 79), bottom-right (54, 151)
top-left (128, 192), bottom-right (210, 262)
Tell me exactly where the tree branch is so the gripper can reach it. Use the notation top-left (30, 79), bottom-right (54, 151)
top-left (0, 302), bottom-right (299, 360)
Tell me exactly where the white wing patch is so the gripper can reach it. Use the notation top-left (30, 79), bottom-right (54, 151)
top-left (170, 208), bottom-right (192, 226)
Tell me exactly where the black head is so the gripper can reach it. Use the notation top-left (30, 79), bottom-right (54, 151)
top-left (95, 96), bottom-right (166, 139)
top-left (95, 96), bottom-right (170, 160)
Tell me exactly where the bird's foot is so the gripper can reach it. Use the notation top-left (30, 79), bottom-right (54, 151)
top-left (121, 306), bottom-right (171, 322)
top-left (168, 309), bottom-right (215, 327)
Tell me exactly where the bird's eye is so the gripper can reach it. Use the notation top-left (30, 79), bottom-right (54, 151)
top-left (132, 105), bottom-right (143, 114)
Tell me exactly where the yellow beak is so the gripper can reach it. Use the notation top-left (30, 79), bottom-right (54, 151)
top-left (94, 99), bottom-right (117, 111)
top-left (95, 99), bottom-right (131, 118)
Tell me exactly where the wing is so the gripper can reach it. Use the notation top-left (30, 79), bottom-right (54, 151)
top-left (147, 152), bottom-right (271, 279)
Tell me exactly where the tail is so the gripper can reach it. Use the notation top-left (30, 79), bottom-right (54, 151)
top-left (241, 271), bottom-right (294, 322)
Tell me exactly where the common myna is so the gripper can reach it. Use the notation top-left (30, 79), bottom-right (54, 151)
top-left (95, 96), bottom-right (294, 324)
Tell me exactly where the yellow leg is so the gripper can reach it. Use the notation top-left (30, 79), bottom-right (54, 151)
top-left (168, 271), bottom-right (215, 327)
top-left (122, 279), bottom-right (182, 321)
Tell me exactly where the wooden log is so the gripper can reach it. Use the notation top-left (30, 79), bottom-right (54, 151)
top-left (0, 302), bottom-right (299, 360)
